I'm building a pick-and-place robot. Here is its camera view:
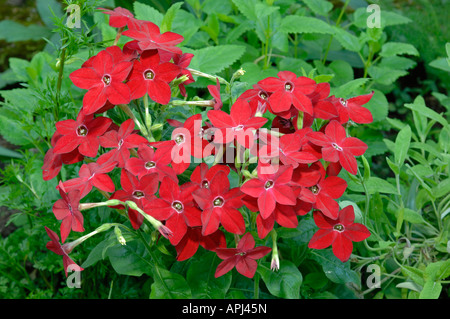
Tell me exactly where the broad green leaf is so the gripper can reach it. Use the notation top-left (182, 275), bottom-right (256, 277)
top-left (183, 45), bottom-right (246, 75)
top-left (353, 8), bottom-right (412, 28)
top-left (36, 0), bottom-right (63, 28)
top-left (311, 250), bottom-right (361, 287)
top-left (401, 265), bottom-right (425, 286)
top-left (161, 2), bottom-right (183, 32)
top-left (330, 78), bottom-right (369, 98)
top-left (363, 89), bottom-right (388, 122)
top-left (328, 60), bottom-right (354, 86)
top-left (133, 2), bottom-right (163, 26)
top-left (0, 20), bottom-right (50, 42)
top-left (303, 0), bottom-right (333, 16)
top-left (419, 281), bottom-right (442, 299)
top-left (106, 240), bottom-right (152, 276)
top-left (400, 208), bottom-right (426, 224)
top-left (332, 26), bottom-right (362, 52)
top-left (231, 0), bottom-right (258, 21)
top-left (429, 57), bottom-right (450, 72)
top-left (432, 178), bottom-right (450, 199)
top-left (396, 281), bottom-right (422, 292)
top-left (279, 16), bottom-right (334, 35)
top-left (394, 124), bottom-right (411, 167)
top-left (348, 176), bottom-right (398, 195)
top-left (186, 253), bottom-right (232, 299)
top-left (380, 42), bottom-right (419, 58)
top-left (258, 260), bottom-right (303, 299)
top-left (254, 3), bottom-right (279, 20)
top-left (172, 9), bottom-right (202, 45)
top-left (150, 266), bottom-right (192, 299)
top-left (368, 66), bottom-right (408, 86)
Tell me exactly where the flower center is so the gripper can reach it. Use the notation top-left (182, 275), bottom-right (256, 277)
top-left (213, 197), bottom-right (224, 207)
top-left (132, 190), bottom-right (144, 199)
top-left (118, 139), bottom-right (124, 149)
top-left (233, 124), bottom-right (244, 132)
top-left (332, 143), bottom-right (343, 151)
top-left (172, 201), bottom-right (183, 212)
top-left (102, 75), bottom-right (111, 86)
top-left (76, 125), bottom-right (88, 136)
top-left (145, 161), bottom-right (156, 169)
top-left (259, 91), bottom-right (268, 100)
top-left (339, 98), bottom-right (348, 107)
top-left (309, 185), bottom-right (320, 194)
top-left (236, 252), bottom-right (246, 256)
top-left (264, 180), bottom-right (274, 189)
top-left (284, 82), bottom-right (293, 92)
top-left (202, 180), bottom-right (209, 189)
top-left (144, 70), bottom-right (155, 80)
top-left (175, 134), bottom-right (184, 145)
top-left (333, 224), bottom-right (344, 232)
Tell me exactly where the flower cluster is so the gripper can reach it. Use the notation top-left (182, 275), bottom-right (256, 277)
top-left (43, 7), bottom-right (371, 278)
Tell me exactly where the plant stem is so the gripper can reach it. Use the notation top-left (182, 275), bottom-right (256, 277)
top-left (322, 0), bottom-right (350, 64)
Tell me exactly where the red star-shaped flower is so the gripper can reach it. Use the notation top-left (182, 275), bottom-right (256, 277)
top-left (193, 170), bottom-right (246, 236)
top-left (331, 92), bottom-right (374, 124)
top-left (52, 182), bottom-right (84, 243)
top-left (53, 111), bottom-right (112, 158)
top-left (308, 206), bottom-right (371, 262)
top-left (98, 7), bottom-right (134, 28)
top-left (208, 99), bottom-right (267, 149)
top-left (123, 19), bottom-right (184, 55)
top-left (174, 227), bottom-right (227, 261)
top-left (69, 47), bottom-right (133, 115)
top-left (308, 120), bottom-right (368, 175)
top-left (126, 50), bottom-right (180, 104)
top-left (214, 232), bottom-right (271, 278)
top-left (258, 71), bottom-right (316, 115)
top-left (44, 226), bottom-right (84, 277)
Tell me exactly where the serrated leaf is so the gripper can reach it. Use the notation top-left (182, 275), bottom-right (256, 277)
top-left (133, 2), bottom-right (163, 26)
top-left (380, 42), bottom-right (419, 58)
top-left (311, 250), bottom-right (361, 287)
top-left (185, 45), bottom-right (246, 75)
top-left (161, 2), bottom-right (183, 32)
top-left (231, 0), bottom-right (258, 21)
top-left (303, 0), bottom-right (333, 16)
top-left (330, 78), bottom-right (369, 98)
top-left (368, 66), bottom-right (408, 86)
top-left (279, 16), bottom-right (334, 35)
top-left (332, 26), bottom-right (362, 52)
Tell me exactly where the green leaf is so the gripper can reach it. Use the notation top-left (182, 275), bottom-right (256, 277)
top-left (186, 253), bottom-right (232, 298)
top-left (363, 89), bottom-right (388, 122)
top-left (230, 0), bottom-right (258, 21)
top-left (330, 78), bottom-right (369, 98)
top-left (0, 146), bottom-right (22, 159)
top-left (348, 176), bottom-right (398, 195)
top-left (36, 0), bottom-right (63, 28)
top-left (302, 0), bottom-right (333, 16)
top-left (161, 2), bottom-right (183, 33)
top-left (106, 240), bottom-right (152, 276)
top-left (380, 42), bottom-right (419, 57)
top-left (279, 16), bottom-right (334, 35)
top-left (404, 96), bottom-right (449, 129)
top-left (150, 266), bottom-right (192, 299)
top-left (133, 2), bottom-right (163, 26)
top-left (368, 66), bottom-right (408, 86)
top-left (258, 260), bottom-right (303, 299)
top-left (0, 20), bottom-right (50, 42)
top-left (419, 281), bottom-right (442, 299)
top-left (184, 45), bottom-right (246, 75)
top-left (311, 250), bottom-right (361, 288)
top-left (429, 57), bottom-right (450, 72)
top-left (394, 124), bottom-right (411, 167)
top-left (332, 26), bottom-right (362, 52)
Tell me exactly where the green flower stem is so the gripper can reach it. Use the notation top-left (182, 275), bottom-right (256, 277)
top-left (118, 104), bottom-right (152, 141)
top-left (187, 68), bottom-right (229, 86)
top-left (169, 99), bottom-right (215, 107)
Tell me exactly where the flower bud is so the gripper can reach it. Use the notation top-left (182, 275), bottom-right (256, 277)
top-left (114, 226), bottom-right (126, 245)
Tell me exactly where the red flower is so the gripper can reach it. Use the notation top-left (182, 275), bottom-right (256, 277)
top-left (146, 177), bottom-right (201, 246)
top-left (240, 165), bottom-right (297, 219)
top-left (52, 182), bottom-right (84, 243)
top-left (239, 84), bottom-right (271, 114)
top-left (308, 82), bottom-right (338, 120)
top-left (207, 99), bottom-right (267, 149)
top-left (190, 163), bottom-right (230, 189)
top-left (127, 50), bottom-right (180, 104)
top-left (151, 114), bottom-right (209, 175)
top-left (62, 153), bottom-right (117, 198)
top-left (297, 162), bottom-right (347, 220)
top-left (42, 131), bottom-right (85, 181)
top-left (271, 116), bottom-right (295, 134)
top-left (98, 7), bottom-right (134, 28)
top-left (44, 227), bottom-right (83, 277)
top-left (207, 78), bottom-right (223, 110)
top-left (258, 71), bottom-right (316, 115)
top-left (123, 20), bottom-right (184, 55)
top-left (110, 169), bottom-right (159, 229)
top-left (99, 118), bottom-right (148, 168)
top-left (70, 47), bottom-right (133, 115)
top-left (125, 143), bottom-right (177, 182)
top-left (256, 203), bottom-right (298, 239)
top-left (53, 111), bottom-right (112, 158)
top-left (331, 92), bottom-right (374, 124)
top-left (308, 206), bottom-right (371, 262)
top-left (193, 170), bottom-right (246, 236)
top-left (173, 53), bottom-right (195, 97)
top-left (308, 120), bottom-right (368, 175)
top-left (214, 232), bottom-right (271, 278)
top-left (174, 227), bottom-right (226, 261)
